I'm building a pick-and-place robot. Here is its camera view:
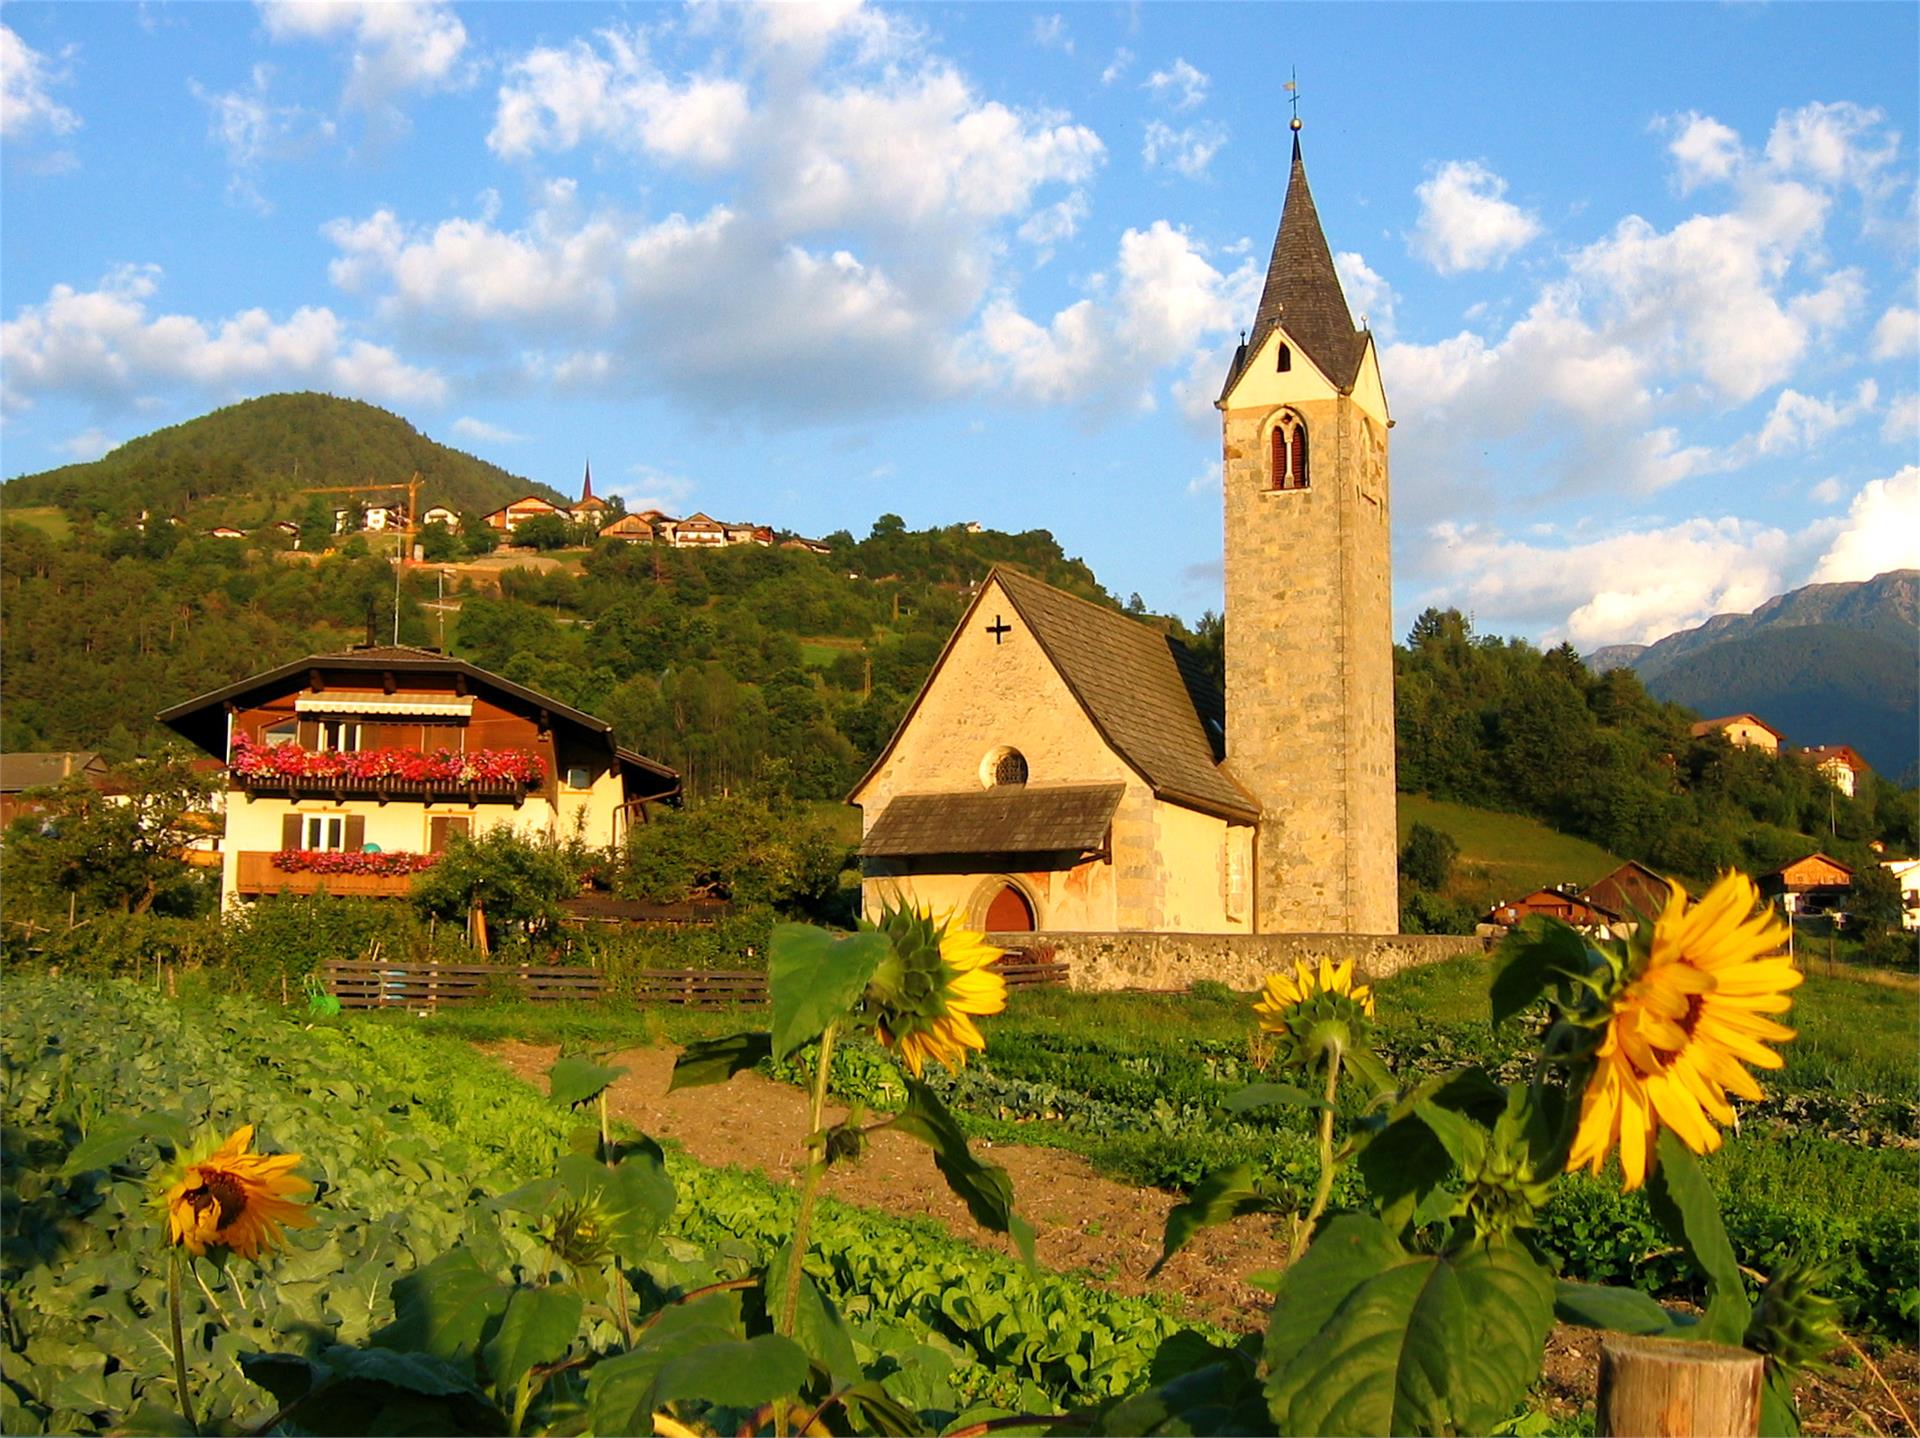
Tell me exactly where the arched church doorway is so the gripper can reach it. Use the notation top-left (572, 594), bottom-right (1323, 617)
top-left (984, 883), bottom-right (1036, 932)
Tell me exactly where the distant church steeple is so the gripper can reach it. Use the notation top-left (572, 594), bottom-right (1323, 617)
top-left (580, 460), bottom-right (595, 504)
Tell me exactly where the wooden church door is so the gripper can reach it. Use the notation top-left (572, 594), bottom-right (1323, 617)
top-left (985, 884), bottom-right (1035, 932)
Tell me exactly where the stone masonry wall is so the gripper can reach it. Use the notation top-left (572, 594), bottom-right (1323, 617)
top-left (989, 929), bottom-right (1487, 992)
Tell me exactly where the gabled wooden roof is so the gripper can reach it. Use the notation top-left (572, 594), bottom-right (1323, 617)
top-left (851, 567), bottom-right (1257, 824)
top-left (861, 782), bottom-right (1125, 858)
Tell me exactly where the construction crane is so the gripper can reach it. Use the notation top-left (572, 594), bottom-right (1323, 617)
top-left (299, 472), bottom-right (422, 556)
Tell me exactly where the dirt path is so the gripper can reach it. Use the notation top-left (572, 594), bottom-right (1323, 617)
top-left (484, 1042), bottom-right (1916, 1435)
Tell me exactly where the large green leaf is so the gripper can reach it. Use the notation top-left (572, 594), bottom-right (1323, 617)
top-left (1646, 1131), bottom-right (1751, 1344)
top-left (585, 1295), bottom-right (743, 1435)
top-left (545, 1055), bottom-right (627, 1109)
top-left (1412, 1099), bottom-right (1489, 1174)
top-left (764, 1244), bottom-right (860, 1387)
top-left (1353, 1068), bottom-right (1504, 1232)
top-left (1489, 917), bottom-right (1590, 1028)
top-left (1263, 1215), bottom-right (1556, 1436)
top-left (668, 1032), bottom-right (773, 1091)
top-left (57, 1117), bottom-right (149, 1179)
top-left (374, 1248), bottom-right (511, 1361)
top-left (768, 924), bottom-right (890, 1061)
top-left (1221, 1082), bottom-right (1321, 1114)
top-left (1553, 1280), bottom-right (1689, 1337)
top-left (482, 1284), bottom-right (582, 1394)
top-left (1759, 1365), bottom-right (1801, 1438)
top-left (651, 1333), bottom-right (810, 1408)
top-left (1151, 1164), bottom-right (1289, 1278)
top-left (891, 1079), bottom-right (1035, 1267)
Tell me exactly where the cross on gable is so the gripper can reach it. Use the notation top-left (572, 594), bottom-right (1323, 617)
top-left (986, 615), bottom-right (1013, 644)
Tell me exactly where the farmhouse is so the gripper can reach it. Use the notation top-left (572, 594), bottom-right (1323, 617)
top-left (851, 127), bottom-right (1397, 937)
top-left (1689, 713), bottom-right (1785, 753)
top-left (156, 645), bottom-right (680, 908)
top-left (1579, 860), bottom-right (1672, 921)
top-left (482, 495), bottom-right (568, 533)
top-left (1758, 852), bottom-right (1854, 915)
top-left (0, 751), bottom-right (114, 826)
top-left (599, 513), bottom-right (657, 542)
top-left (1798, 744), bottom-right (1869, 798)
top-left (1482, 888), bottom-right (1619, 933)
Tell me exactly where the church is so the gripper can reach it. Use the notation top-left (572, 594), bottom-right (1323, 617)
top-left (849, 126), bottom-right (1399, 937)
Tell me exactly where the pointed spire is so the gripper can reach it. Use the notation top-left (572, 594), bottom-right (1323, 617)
top-left (1225, 127), bottom-right (1364, 395)
top-left (580, 459), bottom-right (594, 503)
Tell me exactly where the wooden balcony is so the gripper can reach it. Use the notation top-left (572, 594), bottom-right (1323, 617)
top-left (231, 774), bottom-right (533, 805)
top-left (234, 851), bottom-right (423, 899)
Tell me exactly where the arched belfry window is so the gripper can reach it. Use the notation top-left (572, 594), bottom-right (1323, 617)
top-left (1269, 412), bottom-right (1309, 491)
top-left (980, 745), bottom-right (1028, 788)
top-left (1276, 343), bottom-right (1292, 373)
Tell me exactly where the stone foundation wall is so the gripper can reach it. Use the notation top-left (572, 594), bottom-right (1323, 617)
top-left (987, 929), bottom-right (1488, 992)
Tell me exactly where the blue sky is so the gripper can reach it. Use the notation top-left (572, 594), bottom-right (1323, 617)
top-left (4, 1), bottom-right (1916, 649)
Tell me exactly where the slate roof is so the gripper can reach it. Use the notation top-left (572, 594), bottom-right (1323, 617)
top-left (1222, 134), bottom-right (1367, 398)
top-left (0, 751), bottom-right (107, 793)
top-left (861, 783), bottom-right (1126, 858)
top-left (988, 569), bottom-right (1257, 822)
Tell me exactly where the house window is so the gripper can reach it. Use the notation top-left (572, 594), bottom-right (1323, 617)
top-left (316, 720), bottom-right (363, 752)
top-left (1276, 343), bottom-right (1291, 373)
top-left (564, 765), bottom-right (592, 790)
top-left (262, 719), bottom-right (298, 747)
top-left (303, 815), bottom-right (347, 851)
top-left (429, 815), bottom-right (472, 851)
top-left (1269, 412), bottom-right (1309, 490)
top-left (984, 748), bottom-right (1028, 787)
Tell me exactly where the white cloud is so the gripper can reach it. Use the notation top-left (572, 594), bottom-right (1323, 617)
top-left (1883, 391), bottom-right (1919, 444)
top-left (1018, 190), bottom-right (1088, 253)
top-left (975, 220), bottom-right (1255, 411)
top-left (1030, 15), bottom-right (1071, 54)
top-left (190, 65), bottom-right (334, 211)
top-left (259, 0), bottom-right (468, 121)
top-left (1143, 120), bottom-right (1224, 179)
top-left (489, 28), bottom-right (749, 169)
top-left (619, 462), bottom-right (696, 513)
top-left (55, 427), bottom-right (116, 462)
top-left (1871, 305), bottom-right (1920, 360)
top-left (1663, 112), bottom-right (1741, 193)
top-left (1408, 160), bottom-right (1542, 274)
top-left (1334, 251), bottom-right (1397, 337)
top-left (1143, 58), bottom-right (1208, 112)
top-left (1809, 467), bottom-right (1920, 583)
top-left (1, 23), bottom-right (79, 139)
top-left (1420, 516), bottom-right (1797, 648)
top-left (0, 264), bottom-right (445, 414)
top-left (1809, 476), bottom-right (1844, 505)
top-left (1755, 380), bottom-right (1878, 454)
top-left (1765, 101), bottom-right (1901, 193)
top-left (1100, 48), bottom-right (1133, 85)
top-left (451, 417), bottom-right (525, 444)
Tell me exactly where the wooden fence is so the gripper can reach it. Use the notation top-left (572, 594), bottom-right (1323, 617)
top-left (320, 953), bottom-right (1069, 1011)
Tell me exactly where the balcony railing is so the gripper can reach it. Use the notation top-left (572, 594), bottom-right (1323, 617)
top-left (227, 737), bottom-right (544, 804)
top-left (234, 851), bottom-right (423, 899)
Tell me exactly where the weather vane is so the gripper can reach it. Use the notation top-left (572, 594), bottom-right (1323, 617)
top-left (1286, 67), bottom-right (1301, 132)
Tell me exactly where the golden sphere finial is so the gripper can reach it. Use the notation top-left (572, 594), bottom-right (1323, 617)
top-left (1290, 116), bottom-right (1302, 132)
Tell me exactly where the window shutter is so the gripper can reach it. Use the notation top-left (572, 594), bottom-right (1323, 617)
top-left (298, 720), bottom-right (319, 748)
top-left (1291, 424), bottom-right (1309, 488)
top-left (344, 815), bottom-right (366, 851)
top-left (429, 816), bottom-right (470, 851)
top-left (281, 814), bottom-right (302, 850)
top-left (1270, 427), bottom-right (1286, 490)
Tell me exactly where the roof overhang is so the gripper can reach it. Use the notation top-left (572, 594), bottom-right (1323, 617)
top-left (860, 783), bottom-right (1125, 859)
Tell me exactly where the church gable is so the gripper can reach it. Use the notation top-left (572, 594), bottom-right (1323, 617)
top-left (850, 572), bottom-right (1134, 813)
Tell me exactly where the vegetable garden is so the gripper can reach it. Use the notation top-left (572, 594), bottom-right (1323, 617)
top-left (3, 884), bottom-right (1915, 1435)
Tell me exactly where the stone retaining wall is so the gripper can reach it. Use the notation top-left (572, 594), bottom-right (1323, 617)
top-left (985, 930), bottom-right (1488, 992)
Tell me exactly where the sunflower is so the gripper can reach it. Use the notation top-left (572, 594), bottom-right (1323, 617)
top-left (1252, 958), bottom-right (1376, 1072)
top-left (866, 905), bottom-right (1006, 1077)
top-left (1567, 872), bottom-right (1799, 1191)
top-left (157, 1124), bottom-right (314, 1260)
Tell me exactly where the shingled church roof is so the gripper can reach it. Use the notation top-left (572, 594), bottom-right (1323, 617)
top-left (1221, 132), bottom-right (1367, 397)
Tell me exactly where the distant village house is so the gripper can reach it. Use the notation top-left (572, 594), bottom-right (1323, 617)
top-left (1689, 713), bottom-right (1785, 753)
top-left (1797, 744), bottom-right (1870, 798)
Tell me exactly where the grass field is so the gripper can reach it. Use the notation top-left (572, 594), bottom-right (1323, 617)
top-left (799, 636), bottom-right (864, 668)
top-left (1398, 793), bottom-right (1625, 904)
top-left (3, 506), bottom-right (72, 539)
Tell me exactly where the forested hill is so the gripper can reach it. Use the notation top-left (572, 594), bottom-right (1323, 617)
top-left (1, 393), bottom-right (566, 519)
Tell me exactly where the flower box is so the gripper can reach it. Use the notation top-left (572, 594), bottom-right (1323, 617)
top-left (229, 736), bottom-right (544, 791)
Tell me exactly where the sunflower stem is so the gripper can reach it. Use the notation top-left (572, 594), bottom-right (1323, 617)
top-left (597, 1090), bottom-right (636, 1350)
top-left (1293, 1044), bottom-right (1344, 1257)
top-left (167, 1247), bottom-right (200, 1435)
top-left (779, 1020), bottom-right (838, 1343)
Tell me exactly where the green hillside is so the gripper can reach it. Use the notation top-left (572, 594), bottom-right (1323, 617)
top-left (0, 392), bottom-right (566, 521)
top-left (1644, 624), bottom-right (1918, 782)
top-left (1398, 794), bottom-right (1624, 909)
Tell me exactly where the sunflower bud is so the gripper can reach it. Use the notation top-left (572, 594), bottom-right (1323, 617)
top-left (861, 902), bottom-right (1006, 1077)
top-left (1745, 1255), bottom-right (1843, 1374)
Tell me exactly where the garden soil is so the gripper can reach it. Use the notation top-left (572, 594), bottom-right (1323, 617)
top-left (484, 1042), bottom-right (1915, 1436)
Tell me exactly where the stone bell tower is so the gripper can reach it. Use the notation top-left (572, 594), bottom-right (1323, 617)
top-left (1218, 121), bottom-right (1398, 935)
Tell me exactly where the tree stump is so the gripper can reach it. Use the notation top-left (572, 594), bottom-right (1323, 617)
top-left (1597, 1336), bottom-right (1763, 1437)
